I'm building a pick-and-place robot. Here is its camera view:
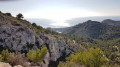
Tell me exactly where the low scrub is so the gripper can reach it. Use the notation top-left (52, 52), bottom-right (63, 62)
top-left (0, 46), bottom-right (48, 66)
top-left (8, 52), bottom-right (28, 67)
top-left (11, 21), bottom-right (21, 26)
top-left (27, 46), bottom-right (48, 65)
top-left (0, 49), bottom-right (29, 67)
top-left (58, 48), bottom-right (107, 67)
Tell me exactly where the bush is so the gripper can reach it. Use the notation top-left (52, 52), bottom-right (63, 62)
top-left (22, 45), bottom-right (27, 49)
top-left (59, 48), bottom-right (107, 67)
top-left (1, 49), bottom-right (10, 62)
top-left (27, 46), bottom-right (48, 65)
top-left (5, 13), bottom-right (12, 16)
top-left (0, 55), bottom-right (3, 62)
top-left (7, 52), bottom-right (29, 67)
top-left (32, 23), bottom-right (37, 27)
top-left (16, 13), bottom-right (24, 19)
top-left (0, 49), bottom-right (29, 67)
top-left (32, 23), bottom-right (43, 30)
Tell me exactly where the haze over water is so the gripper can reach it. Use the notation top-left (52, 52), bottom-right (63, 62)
top-left (0, 0), bottom-right (120, 28)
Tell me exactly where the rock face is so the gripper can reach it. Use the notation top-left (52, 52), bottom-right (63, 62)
top-left (14, 65), bottom-right (23, 67)
top-left (0, 62), bottom-right (24, 67)
top-left (0, 13), bottom-right (79, 67)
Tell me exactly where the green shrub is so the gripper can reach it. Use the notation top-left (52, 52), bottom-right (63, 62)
top-left (16, 13), bottom-right (24, 19)
top-left (59, 48), bottom-right (107, 67)
top-left (32, 23), bottom-right (37, 27)
top-left (27, 46), bottom-right (48, 65)
top-left (0, 49), bottom-right (29, 67)
top-left (58, 62), bottom-right (66, 67)
top-left (22, 45), bottom-right (27, 49)
top-left (32, 23), bottom-right (43, 31)
top-left (0, 55), bottom-right (3, 62)
top-left (5, 13), bottom-right (12, 16)
top-left (1, 49), bottom-right (10, 62)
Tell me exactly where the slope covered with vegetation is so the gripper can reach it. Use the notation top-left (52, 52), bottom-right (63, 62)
top-left (59, 20), bottom-right (120, 67)
top-left (63, 20), bottom-right (120, 41)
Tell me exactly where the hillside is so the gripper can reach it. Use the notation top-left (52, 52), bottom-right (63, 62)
top-left (0, 12), bottom-right (80, 67)
top-left (102, 19), bottom-right (120, 26)
top-left (61, 20), bottom-right (120, 67)
top-left (63, 20), bottom-right (120, 40)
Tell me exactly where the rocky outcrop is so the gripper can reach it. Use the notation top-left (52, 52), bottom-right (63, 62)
top-left (14, 65), bottom-right (23, 67)
top-left (0, 62), bottom-right (24, 67)
top-left (0, 13), bottom-right (79, 67)
top-left (0, 62), bottom-right (12, 67)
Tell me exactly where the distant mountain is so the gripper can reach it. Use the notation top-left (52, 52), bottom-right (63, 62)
top-left (102, 19), bottom-right (120, 26)
top-left (63, 20), bottom-right (120, 40)
top-left (65, 16), bottom-right (120, 26)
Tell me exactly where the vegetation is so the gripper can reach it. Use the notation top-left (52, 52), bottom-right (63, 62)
top-left (11, 21), bottom-right (21, 26)
top-left (58, 48), bottom-right (107, 67)
top-left (63, 21), bottom-right (120, 41)
top-left (16, 13), bottom-right (24, 19)
top-left (5, 13), bottom-right (12, 16)
top-left (32, 23), bottom-right (58, 35)
top-left (7, 52), bottom-right (28, 67)
top-left (0, 49), bottom-right (28, 66)
top-left (60, 33), bottom-right (120, 66)
top-left (1, 49), bottom-right (10, 62)
top-left (0, 46), bottom-right (48, 66)
top-left (27, 46), bottom-right (48, 65)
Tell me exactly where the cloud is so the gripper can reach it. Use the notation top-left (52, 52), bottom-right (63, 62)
top-left (26, 18), bottom-right (71, 28)
top-left (26, 18), bottom-right (56, 28)
top-left (50, 20), bottom-right (71, 28)
top-left (0, 0), bottom-right (20, 1)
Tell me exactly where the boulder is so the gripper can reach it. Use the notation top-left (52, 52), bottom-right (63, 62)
top-left (0, 62), bottom-right (12, 67)
top-left (14, 65), bottom-right (23, 67)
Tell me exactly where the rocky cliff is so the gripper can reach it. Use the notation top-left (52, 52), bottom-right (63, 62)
top-left (0, 13), bottom-right (80, 67)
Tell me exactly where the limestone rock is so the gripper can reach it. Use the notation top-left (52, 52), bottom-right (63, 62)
top-left (14, 65), bottom-right (23, 67)
top-left (0, 62), bottom-right (12, 67)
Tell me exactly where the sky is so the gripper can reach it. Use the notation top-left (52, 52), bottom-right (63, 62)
top-left (0, 0), bottom-right (120, 28)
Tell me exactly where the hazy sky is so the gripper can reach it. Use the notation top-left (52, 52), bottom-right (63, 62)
top-left (0, 0), bottom-right (120, 28)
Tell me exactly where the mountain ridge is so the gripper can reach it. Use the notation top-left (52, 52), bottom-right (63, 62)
top-left (52, 19), bottom-right (120, 41)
